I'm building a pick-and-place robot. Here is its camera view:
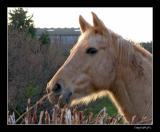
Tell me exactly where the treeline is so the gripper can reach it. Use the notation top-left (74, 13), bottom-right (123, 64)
top-left (140, 42), bottom-right (152, 53)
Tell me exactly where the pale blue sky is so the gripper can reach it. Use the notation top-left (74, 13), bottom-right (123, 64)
top-left (8, 7), bottom-right (152, 42)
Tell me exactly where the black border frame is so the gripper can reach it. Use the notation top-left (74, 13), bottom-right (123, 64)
top-left (1, 0), bottom-right (160, 130)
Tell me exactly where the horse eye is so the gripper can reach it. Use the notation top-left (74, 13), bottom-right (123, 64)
top-left (86, 47), bottom-right (98, 55)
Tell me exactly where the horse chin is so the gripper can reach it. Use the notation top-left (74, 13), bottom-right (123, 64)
top-left (47, 93), bottom-right (72, 108)
top-left (47, 93), bottom-right (59, 105)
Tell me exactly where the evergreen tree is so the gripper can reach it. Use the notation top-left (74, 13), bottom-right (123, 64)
top-left (9, 8), bottom-right (36, 38)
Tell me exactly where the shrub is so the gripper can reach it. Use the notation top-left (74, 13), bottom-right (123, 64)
top-left (39, 31), bottom-right (50, 45)
top-left (8, 29), bottom-right (74, 115)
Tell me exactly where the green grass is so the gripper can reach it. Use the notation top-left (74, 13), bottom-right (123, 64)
top-left (84, 96), bottom-right (118, 117)
top-left (83, 97), bottom-right (126, 124)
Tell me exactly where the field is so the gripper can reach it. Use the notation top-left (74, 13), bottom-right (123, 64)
top-left (84, 97), bottom-right (117, 117)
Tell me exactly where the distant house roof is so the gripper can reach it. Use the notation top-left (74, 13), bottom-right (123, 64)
top-left (36, 28), bottom-right (80, 36)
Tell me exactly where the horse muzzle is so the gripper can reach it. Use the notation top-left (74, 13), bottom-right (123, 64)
top-left (58, 90), bottom-right (72, 107)
top-left (46, 82), bottom-right (72, 107)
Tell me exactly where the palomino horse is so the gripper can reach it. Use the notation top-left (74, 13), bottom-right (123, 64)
top-left (46, 12), bottom-right (152, 124)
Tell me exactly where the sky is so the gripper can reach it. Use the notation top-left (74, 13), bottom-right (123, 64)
top-left (8, 7), bottom-right (152, 42)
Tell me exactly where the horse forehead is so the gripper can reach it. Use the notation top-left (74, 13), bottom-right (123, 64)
top-left (88, 34), bottom-right (103, 45)
top-left (79, 33), bottom-right (105, 46)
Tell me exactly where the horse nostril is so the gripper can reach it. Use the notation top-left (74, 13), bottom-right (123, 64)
top-left (53, 83), bottom-right (62, 94)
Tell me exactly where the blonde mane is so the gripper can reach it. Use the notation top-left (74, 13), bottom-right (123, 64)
top-left (109, 29), bottom-right (151, 63)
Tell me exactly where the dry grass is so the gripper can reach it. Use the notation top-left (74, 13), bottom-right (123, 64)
top-left (8, 96), bottom-right (124, 125)
top-left (8, 95), bottom-right (152, 125)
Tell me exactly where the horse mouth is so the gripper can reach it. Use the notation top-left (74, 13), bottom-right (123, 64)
top-left (47, 92), bottom-right (72, 108)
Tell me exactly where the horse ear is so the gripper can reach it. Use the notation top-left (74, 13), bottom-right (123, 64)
top-left (79, 15), bottom-right (92, 33)
top-left (91, 12), bottom-right (107, 31)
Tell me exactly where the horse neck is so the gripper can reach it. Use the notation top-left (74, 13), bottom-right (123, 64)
top-left (108, 38), bottom-right (152, 123)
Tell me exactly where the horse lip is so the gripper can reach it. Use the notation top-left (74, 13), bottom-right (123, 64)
top-left (47, 88), bottom-right (72, 107)
top-left (58, 93), bottom-right (72, 108)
